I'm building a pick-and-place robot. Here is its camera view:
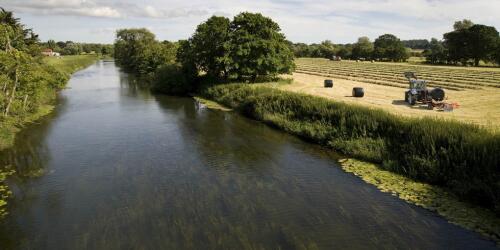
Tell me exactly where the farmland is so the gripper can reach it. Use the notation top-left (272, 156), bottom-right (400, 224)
top-left (282, 58), bottom-right (500, 128)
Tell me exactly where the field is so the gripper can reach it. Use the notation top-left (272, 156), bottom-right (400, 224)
top-left (43, 55), bottom-right (100, 75)
top-left (281, 58), bottom-right (500, 129)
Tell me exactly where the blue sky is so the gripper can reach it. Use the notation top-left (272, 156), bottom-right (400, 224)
top-left (1, 0), bottom-right (499, 44)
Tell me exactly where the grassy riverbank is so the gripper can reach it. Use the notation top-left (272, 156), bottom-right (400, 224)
top-left (0, 55), bottom-right (99, 218)
top-left (200, 83), bottom-right (500, 242)
top-left (200, 83), bottom-right (499, 218)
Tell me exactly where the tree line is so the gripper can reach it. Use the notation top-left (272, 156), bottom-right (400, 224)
top-left (42, 40), bottom-right (114, 56)
top-left (291, 34), bottom-right (409, 62)
top-left (291, 19), bottom-right (500, 66)
top-left (424, 20), bottom-right (500, 66)
top-left (114, 12), bottom-right (295, 95)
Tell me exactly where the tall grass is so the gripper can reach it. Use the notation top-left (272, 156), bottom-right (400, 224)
top-left (201, 83), bottom-right (500, 214)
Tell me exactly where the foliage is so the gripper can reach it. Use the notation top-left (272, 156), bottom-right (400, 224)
top-left (422, 38), bottom-right (447, 64)
top-left (202, 83), bottom-right (500, 214)
top-left (402, 39), bottom-right (430, 50)
top-left (152, 64), bottom-right (197, 96)
top-left (351, 37), bottom-right (374, 60)
top-left (114, 28), bottom-right (177, 75)
top-left (188, 16), bottom-right (231, 78)
top-left (373, 34), bottom-right (409, 62)
top-left (227, 12), bottom-right (295, 81)
top-left (40, 40), bottom-right (114, 56)
top-left (454, 19), bottom-right (474, 31)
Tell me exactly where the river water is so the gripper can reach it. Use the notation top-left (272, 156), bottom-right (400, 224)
top-left (0, 61), bottom-right (495, 249)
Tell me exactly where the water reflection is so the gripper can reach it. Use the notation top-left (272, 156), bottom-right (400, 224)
top-left (0, 61), bottom-right (496, 249)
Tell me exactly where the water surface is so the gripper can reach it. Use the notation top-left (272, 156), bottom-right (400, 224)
top-left (0, 61), bottom-right (495, 249)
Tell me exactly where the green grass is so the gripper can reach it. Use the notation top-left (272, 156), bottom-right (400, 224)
top-left (43, 55), bottom-right (100, 75)
top-left (201, 83), bottom-right (500, 215)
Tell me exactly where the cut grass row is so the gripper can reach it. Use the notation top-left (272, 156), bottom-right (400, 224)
top-left (296, 59), bottom-right (500, 90)
top-left (297, 64), bottom-right (498, 88)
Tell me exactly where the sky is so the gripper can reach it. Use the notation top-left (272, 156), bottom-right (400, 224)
top-left (1, 0), bottom-right (500, 44)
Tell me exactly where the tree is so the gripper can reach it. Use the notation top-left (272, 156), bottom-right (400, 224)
top-left (423, 38), bottom-right (447, 64)
top-left (352, 36), bottom-right (374, 59)
top-left (444, 24), bottom-right (499, 66)
top-left (454, 19), bottom-right (474, 30)
top-left (189, 16), bottom-right (230, 78)
top-left (227, 12), bottom-right (294, 81)
top-left (467, 25), bottom-right (499, 66)
top-left (47, 39), bottom-right (56, 50)
top-left (318, 40), bottom-right (335, 59)
top-left (495, 41), bottom-right (500, 65)
top-left (373, 34), bottom-right (409, 61)
top-left (114, 28), bottom-right (176, 75)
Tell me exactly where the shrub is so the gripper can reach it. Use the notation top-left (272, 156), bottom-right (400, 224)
top-left (152, 64), bottom-right (196, 96)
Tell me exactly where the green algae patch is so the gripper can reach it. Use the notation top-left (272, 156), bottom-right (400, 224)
top-left (339, 158), bottom-right (500, 244)
top-left (193, 96), bottom-right (232, 111)
top-left (0, 167), bottom-right (15, 219)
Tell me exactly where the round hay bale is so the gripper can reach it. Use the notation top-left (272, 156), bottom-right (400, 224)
top-left (324, 79), bottom-right (333, 88)
top-left (371, 60), bottom-right (375, 63)
top-left (352, 87), bottom-right (364, 97)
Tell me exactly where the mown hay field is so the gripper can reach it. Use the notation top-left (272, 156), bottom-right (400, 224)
top-left (281, 58), bottom-right (500, 129)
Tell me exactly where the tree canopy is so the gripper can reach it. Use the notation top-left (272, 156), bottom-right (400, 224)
top-left (227, 12), bottom-right (295, 81)
top-left (373, 34), bottom-right (409, 62)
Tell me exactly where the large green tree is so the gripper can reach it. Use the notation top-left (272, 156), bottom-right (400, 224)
top-left (189, 16), bottom-right (231, 78)
top-left (227, 12), bottom-right (294, 81)
top-left (373, 34), bottom-right (408, 61)
top-left (352, 36), bottom-right (374, 59)
top-left (467, 25), bottom-right (499, 66)
top-left (444, 24), bottom-right (499, 66)
top-left (114, 28), bottom-right (176, 75)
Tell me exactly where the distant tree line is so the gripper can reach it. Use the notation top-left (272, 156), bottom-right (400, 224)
top-left (114, 12), bottom-right (294, 95)
top-left (291, 34), bottom-right (409, 62)
top-left (292, 19), bottom-right (500, 67)
top-left (423, 20), bottom-right (500, 66)
top-left (42, 40), bottom-right (114, 56)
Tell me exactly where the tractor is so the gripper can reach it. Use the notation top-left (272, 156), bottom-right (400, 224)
top-left (404, 72), bottom-right (445, 109)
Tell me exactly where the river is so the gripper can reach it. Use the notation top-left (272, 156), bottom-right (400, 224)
top-left (0, 61), bottom-right (495, 249)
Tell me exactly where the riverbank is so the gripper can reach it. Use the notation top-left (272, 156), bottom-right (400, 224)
top-left (0, 55), bottom-right (99, 218)
top-left (199, 82), bottom-right (500, 243)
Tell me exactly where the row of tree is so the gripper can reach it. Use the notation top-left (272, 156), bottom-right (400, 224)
top-left (291, 34), bottom-right (409, 62)
top-left (42, 40), bottom-right (114, 56)
top-left (1, 8), bottom-right (67, 119)
top-left (114, 12), bottom-right (295, 94)
top-left (423, 20), bottom-right (500, 66)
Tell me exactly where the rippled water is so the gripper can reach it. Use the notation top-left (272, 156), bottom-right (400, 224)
top-left (0, 61), bottom-right (495, 249)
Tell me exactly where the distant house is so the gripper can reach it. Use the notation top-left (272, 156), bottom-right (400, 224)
top-left (41, 48), bottom-right (60, 57)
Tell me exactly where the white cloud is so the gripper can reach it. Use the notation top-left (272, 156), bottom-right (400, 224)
top-left (1, 0), bottom-right (500, 43)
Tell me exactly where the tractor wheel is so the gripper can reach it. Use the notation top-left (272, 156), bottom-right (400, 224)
top-left (408, 94), bottom-right (416, 105)
top-left (405, 91), bottom-right (410, 102)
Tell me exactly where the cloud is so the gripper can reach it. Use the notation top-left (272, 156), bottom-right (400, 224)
top-left (1, 0), bottom-right (122, 18)
top-left (1, 0), bottom-right (499, 44)
top-left (139, 5), bottom-right (208, 19)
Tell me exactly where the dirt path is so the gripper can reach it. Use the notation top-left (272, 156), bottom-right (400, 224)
top-left (277, 73), bottom-right (500, 130)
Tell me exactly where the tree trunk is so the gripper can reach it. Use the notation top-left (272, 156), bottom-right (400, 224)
top-left (474, 58), bottom-right (480, 67)
top-left (23, 94), bottom-right (29, 110)
top-left (4, 68), bottom-right (18, 116)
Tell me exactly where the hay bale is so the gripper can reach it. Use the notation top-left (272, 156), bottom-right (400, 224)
top-left (324, 79), bottom-right (333, 88)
